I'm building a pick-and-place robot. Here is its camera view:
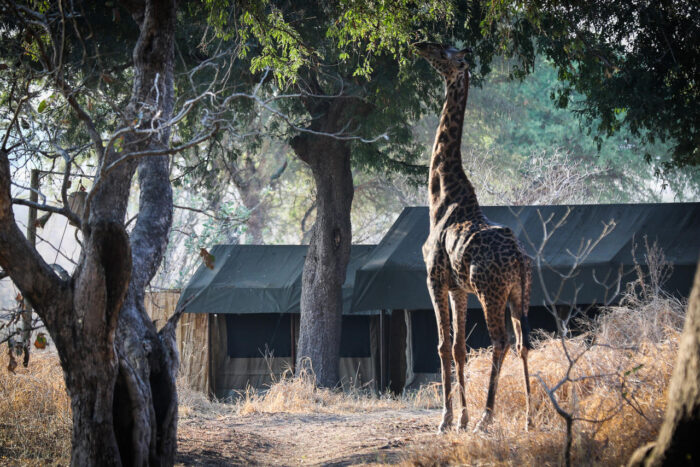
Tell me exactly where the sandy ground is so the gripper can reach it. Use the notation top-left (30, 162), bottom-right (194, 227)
top-left (176, 408), bottom-right (442, 466)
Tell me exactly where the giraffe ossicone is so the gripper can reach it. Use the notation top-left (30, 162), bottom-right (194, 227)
top-left (415, 42), bottom-right (534, 433)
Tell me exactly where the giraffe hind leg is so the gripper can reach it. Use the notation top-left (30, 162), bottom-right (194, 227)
top-left (473, 289), bottom-right (509, 433)
top-left (510, 292), bottom-right (533, 430)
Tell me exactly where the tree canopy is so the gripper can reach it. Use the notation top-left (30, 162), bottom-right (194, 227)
top-left (490, 0), bottom-right (699, 169)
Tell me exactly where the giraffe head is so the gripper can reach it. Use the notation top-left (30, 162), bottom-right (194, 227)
top-left (414, 42), bottom-right (470, 81)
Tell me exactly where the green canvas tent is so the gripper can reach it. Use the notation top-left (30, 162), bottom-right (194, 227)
top-left (352, 204), bottom-right (700, 312)
top-left (351, 203), bottom-right (700, 389)
top-left (177, 245), bottom-right (382, 398)
top-left (181, 245), bottom-right (379, 315)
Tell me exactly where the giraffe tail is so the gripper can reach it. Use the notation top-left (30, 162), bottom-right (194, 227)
top-left (520, 253), bottom-right (532, 350)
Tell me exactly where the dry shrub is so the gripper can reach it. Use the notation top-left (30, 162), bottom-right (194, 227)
top-left (236, 365), bottom-right (404, 415)
top-left (177, 376), bottom-right (231, 421)
top-left (0, 350), bottom-right (71, 464)
top-left (402, 287), bottom-right (684, 466)
top-left (404, 382), bottom-right (442, 409)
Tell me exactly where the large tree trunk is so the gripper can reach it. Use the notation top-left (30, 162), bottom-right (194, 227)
top-left (113, 154), bottom-right (176, 465)
top-left (59, 222), bottom-right (133, 466)
top-left (109, 1), bottom-right (179, 464)
top-left (1, 148), bottom-right (133, 465)
top-left (629, 258), bottom-right (700, 466)
top-left (1, 1), bottom-right (179, 465)
top-left (291, 133), bottom-right (353, 388)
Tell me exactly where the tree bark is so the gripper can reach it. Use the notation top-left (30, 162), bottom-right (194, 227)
top-left (230, 156), bottom-right (266, 244)
top-left (110, 1), bottom-right (179, 464)
top-left (291, 133), bottom-right (353, 388)
top-left (1, 1), bottom-right (179, 465)
top-left (629, 258), bottom-right (700, 466)
top-left (62, 222), bottom-right (132, 467)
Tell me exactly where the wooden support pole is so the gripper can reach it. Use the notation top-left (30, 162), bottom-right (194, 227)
top-left (291, 314), bottom-right (297, 374)
top-left (387, 310), bottom-right (392, 391)
top-left (379, 309), bottom-right (385, 392)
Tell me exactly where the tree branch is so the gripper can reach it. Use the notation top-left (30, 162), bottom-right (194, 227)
top-left (12, 198), bottom-right (81, 226)
top-left (0, 156), bottom-right (67, 319)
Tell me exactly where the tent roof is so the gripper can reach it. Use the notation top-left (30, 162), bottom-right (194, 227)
top-left (179, 245), bottom-right (376, 315)
top-left (351, 203), bottom-right (700, 312)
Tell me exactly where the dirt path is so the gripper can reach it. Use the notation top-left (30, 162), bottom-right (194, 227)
top-left (176, 408), bottom-right (442, 466)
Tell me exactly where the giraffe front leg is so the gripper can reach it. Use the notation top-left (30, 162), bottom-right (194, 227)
top-left (520, 345), bottom-right (533, 431)
top-left (428, 275), bottom-right (452, 433)
top-left (437, 334), bottom-right (453, 433)
top-left (450, 289), bottom-right (469, 430)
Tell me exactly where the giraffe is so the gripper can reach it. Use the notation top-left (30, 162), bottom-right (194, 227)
top-left (415, 42), bottom-right (533, 433)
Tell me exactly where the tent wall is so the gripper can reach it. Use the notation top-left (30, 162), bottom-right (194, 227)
top-left (144, 291), bottom-right (210, 394)
top-left (144, 291), bottom-right (383, 397)
top-left (210, 313), bottom-right (379, 398)
top-left (178, 313), bottom-right (210, 394)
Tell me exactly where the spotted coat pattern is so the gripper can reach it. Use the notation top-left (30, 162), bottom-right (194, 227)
top-left (415, 43), bottom-right (533, 433)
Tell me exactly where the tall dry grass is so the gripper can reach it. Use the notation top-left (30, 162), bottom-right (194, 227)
top-left (233, 365), bottom-right (405, 416)
top-left (403, 290), bottom-right (683, 466)
top-left (0, 350), bottom-right (71, 464)
top-left (0, 282), bottom-right (684, 466)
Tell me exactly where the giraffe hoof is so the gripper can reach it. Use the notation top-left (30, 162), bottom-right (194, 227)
top-left (473, 412), bottom-right (492, 433)
top-left (437, 410), bottom-right (453, 433)
top-left (437, 421), bottom-right (450, 434)
top-left (458, 411), bottom-right (469, 431)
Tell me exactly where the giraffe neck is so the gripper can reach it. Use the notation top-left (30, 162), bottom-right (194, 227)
top-left (428, 72), bottom-right (482, 225)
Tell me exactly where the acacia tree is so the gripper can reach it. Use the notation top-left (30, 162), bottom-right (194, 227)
top-left (0, 1), bottom-right (190, 463)
top-left (214, 0), bottom-right (447, 387)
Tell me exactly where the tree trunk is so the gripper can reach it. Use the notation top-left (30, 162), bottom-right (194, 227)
top-left (629, 258), bottom-right (700, 466)
top-left (236, 172), bottom-right (265, 245)
top-left (243, 193), bottom-right (265, 244)
top-left (1, 1), bottom-right (179, 465)
top-left (291, 134), bottom-right (353, 388)
top-left (108, 1), bottom-right (179, 464)
top-left (60, 221), bottom-right (132, 466)
top-left (229, 155), bottom-right (271, 245)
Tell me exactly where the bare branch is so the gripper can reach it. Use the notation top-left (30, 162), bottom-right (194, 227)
top-left (12, 198), bottom-right (81, 226)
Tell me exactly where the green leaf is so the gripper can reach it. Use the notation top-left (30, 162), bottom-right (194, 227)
top-left (37, 100), bottom-right (47, 113)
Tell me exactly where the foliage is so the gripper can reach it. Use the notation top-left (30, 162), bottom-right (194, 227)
top-left (326, 0), bottom-right (455, 77)
top-left (203, 0), bottom-right (314, 84)
top-left (453, 57), bottom-right (697, 202)
top-left (489, 0), bottom-right (700, 169)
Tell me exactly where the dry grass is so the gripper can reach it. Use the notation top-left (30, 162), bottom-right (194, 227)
top-left (402, 292), bottom-right (683, 466)
top-left (0, 350), bottom-right (71, 464)
top-left (234, 367), bottom-right (405, 416)
top-left (177, 376), bottom-right (233, 421)
top-left (0, 288), bottom-right (683, 466)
